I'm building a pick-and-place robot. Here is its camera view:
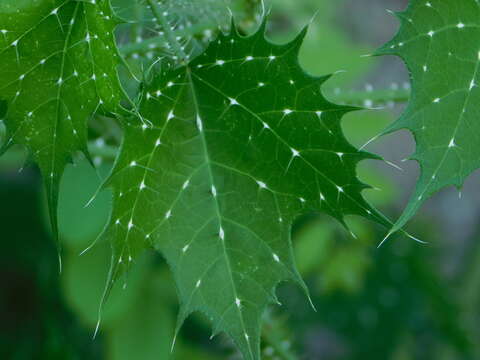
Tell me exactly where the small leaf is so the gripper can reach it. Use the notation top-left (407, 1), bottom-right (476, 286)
top-left (0, 0), bottom-right (123, 239)
top-left (377, 0), bottom-right (480, 233)
top-left (101, 21), bottom-right (388, 359)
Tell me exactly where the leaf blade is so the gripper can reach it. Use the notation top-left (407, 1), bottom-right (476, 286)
top-left (378, 0), bottom-right (480, 233)
top-left (0, 0), bottom-right (123, 238)
top-left (102, 21), bottom-right (387, 359)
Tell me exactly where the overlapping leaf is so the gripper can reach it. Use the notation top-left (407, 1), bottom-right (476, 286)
top-left (117, 0), bottom-right (255, 61)
top-left (378, 0), bottom-right (480, 234)
top-left (100, 21), bottom-right (389, 359)
top-left (0, 0), bottom-right (123, 236)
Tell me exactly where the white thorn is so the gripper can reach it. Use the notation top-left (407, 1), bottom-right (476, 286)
top-left (256, 180), bottom-right (267, 189)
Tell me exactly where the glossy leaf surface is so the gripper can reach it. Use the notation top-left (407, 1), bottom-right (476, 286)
top-left (102, 22), bottom-right (387, 359)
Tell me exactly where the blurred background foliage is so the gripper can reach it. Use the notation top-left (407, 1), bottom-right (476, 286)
top-left (1, 0), bottom-right (479, 359)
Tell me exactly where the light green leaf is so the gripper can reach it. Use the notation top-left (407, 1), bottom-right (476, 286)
top-left (377, 0), bottom-right (480, 234)
top-left (117, 0), bottom-right (255, 61)
top-left (100, 21), bottom-right (388, 359)
top-left (0, 0), bottom-right (123, 238)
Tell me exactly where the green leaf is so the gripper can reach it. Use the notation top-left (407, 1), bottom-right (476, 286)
top-left (0, 0), bottom-right (123, 239)
top-left (99, 21), bottom-right (388, 360)
top-left (377, 0), bottom-right (480, 234)
top-left (117, 0), bottom-right (253, 61)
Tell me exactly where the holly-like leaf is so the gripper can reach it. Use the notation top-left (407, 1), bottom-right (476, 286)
top-left (100, 21), bottom-right (388, 359)
top-left (0, 0), bottom-right (123, 238)
top-left (377, 0), bottom-right (480, 234)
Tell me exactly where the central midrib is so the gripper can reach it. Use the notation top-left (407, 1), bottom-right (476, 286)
top-left (185, 66), bottom-right (253, 357)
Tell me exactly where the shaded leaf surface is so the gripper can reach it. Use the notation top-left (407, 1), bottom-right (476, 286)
top-left (378, 0), bottom-right (480, 233)
top-left (116, 0), bottom-right (254, 63)
top-left (102, 22), bottom-right (387, 359)
top-left (0, 0), bottom-right (123, 235)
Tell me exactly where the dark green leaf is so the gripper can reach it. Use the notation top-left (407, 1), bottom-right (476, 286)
top-left (0, 0), bottom-right (123, 238)
top-left (100, 21), bottom-right (388, 359)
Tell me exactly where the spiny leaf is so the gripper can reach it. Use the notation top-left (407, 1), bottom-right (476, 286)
top-left (0, 0), bottom-right (123, 240)
top-left (377, 0), bottom-right (480, 234)
top-left (100, 20), bottom-right (388, 360)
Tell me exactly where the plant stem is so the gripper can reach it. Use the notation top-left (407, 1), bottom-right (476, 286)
top-left (146, 0), bottom-right (187, 61)
top-left (88, 142), bottom-right (118, 160)
top-left (120, 22), bottom-right (215, 57)
top-left (261, 312), bottom-right (298, 360)
top-left (262, 329), bottom-right (297, 360)
top-left (131, 0), bottom-right (144, 43)
top-left (327, 87), bottom-right (410, 106)
top-left (120, 34), bottom-right (167, 56)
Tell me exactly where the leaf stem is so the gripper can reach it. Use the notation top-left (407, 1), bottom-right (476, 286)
top-left (131, 0), bottom-right (144, 43)
top-left (327, 87), bottom-right (410, 106)
top-left (146, 0), bottom-right (187, 61)
top-left (88, 142), bottom-right (119, 160)
top-left (119, 22), bottom-right (215, 57)
top-left (261, 313), bottom-right (298, 360)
